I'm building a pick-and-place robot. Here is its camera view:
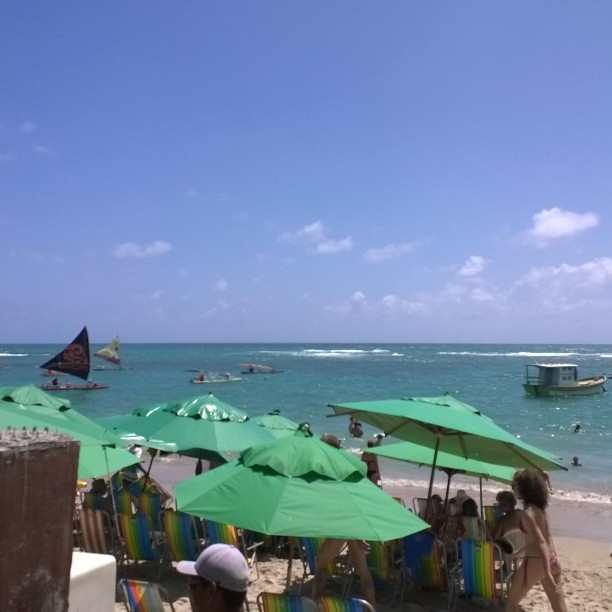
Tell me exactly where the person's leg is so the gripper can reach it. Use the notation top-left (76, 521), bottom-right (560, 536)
top-left (347, 541), bottom-right (375, 606)
top-left (504, 558), bottom-right (544, 612)
top-left (312, 539), bottom-right (344, 599)
top-left (540, 571), bottom-right (568, 612)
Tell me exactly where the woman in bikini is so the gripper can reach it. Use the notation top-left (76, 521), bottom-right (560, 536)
top-left (505, 469), bottom-right (568, 612)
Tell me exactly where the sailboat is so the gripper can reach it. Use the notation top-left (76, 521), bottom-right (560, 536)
top-left (93, 336), bottom-right (122, 370)
top-left (40, 327), bottom-right (109, 391)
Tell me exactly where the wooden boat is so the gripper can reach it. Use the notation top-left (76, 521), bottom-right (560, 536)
top-left (41, 381), bottom-right (109, 391)
top-left (523, 363), bottom-right (606, 396)
top-left (41, 369), bottom-right (65, 377)
top-left (240, 363), bottom-right (283, 375)
top-left (190, 373), bottom-right (242, 384)
top-left (39, 326), bottom-right (108, 391)
top-left (93, 335), bottom-right (122, 370)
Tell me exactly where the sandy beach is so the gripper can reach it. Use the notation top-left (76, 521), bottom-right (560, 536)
top-left (112, 456), bottom-right (612, 611)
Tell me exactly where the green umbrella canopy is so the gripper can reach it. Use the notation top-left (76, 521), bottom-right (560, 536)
top-left (369, 439), bottom-right (518, 484)
top-left (175, 434), bottom-right (428, 541)
top-left (0, 398), bottom-right (139, 479)
top-left (98, 393), bottom-right (274, 457)
top-left (329, 395), bottom-right (566, 472)
top-left (251, 410), bottom-right (300, 439)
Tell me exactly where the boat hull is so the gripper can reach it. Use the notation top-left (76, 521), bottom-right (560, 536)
top-left (190, 377), bottom-right (242, 384)
top-left (523, 378), bottom-right (606, 397)
top-left (41, 383), bottom-right (109, 391)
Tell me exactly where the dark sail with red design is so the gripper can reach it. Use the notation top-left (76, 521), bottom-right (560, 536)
top-left (40, 326), bottom-right (91, 381)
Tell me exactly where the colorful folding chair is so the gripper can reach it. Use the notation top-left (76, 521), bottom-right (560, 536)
top-left (316, 595), bottom-right (375, 612)
top-left (117, 578), bottom-right (175, 612)
top-left (483, 504), bottom-right (503, 534)
top-left (113, 488), bottom-right (134, 514)
top-left (395, 531), bottom-right (449, 605)
top-left (256, 591), bottom-right (318, 612)
top-left (136, 492), bottom-right (164, 532)
top-left (76, 508), bottom-right (121, 559)
top-left (117, 513), bottom-right (166, 578)
top-left (206, 520), bottom-right (263, 580)
top-left (162, 509), bottom-right (203, 562)
top-left (449, 538), bottom-right (509, 610)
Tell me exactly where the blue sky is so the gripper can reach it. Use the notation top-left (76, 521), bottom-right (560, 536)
top-left (2, 2), bottom-right (612, 343)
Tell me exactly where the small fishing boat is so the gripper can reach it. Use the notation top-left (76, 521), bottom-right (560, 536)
top-left (41, 381), bottom-right (109, 391)
top-left (240, 363), bottom-right (282, 374)
top-left (39, 326), bottom-right (108, 391)
top-left (93, 335), bottom-right (122, 370)
top-left (523, 363), bottom-right (606, 397)
top-left (190, 372), bottom-right (242, 384)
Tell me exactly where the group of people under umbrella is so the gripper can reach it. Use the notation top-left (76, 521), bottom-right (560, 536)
top-left (0, 386), bottom-right (569, 611)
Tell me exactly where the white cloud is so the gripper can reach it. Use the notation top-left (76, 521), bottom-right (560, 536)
top-left (279, 221), bottom-right (326, 245)
top-left (528, 208), bottom-right (598, 245)
top-left (457, 255), bottom-right (486, 277)
top-left (213, 278), bottom-right (228, 292)
top-left (363, 242), bottom-right (415, 263)
top-left (315, 237), bottom-right (353, 254)
top-left (32, 143), bottom-right (53, 157)
top-left (517, 257), bottom-right (612, 290)
top-left (112, 240), bottom-right (173, 258)
top-left (279, 221), bottom-right (353, 255)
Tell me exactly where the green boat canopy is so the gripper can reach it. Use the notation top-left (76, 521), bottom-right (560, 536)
top-left (175, 433), bottom-right (428, 541)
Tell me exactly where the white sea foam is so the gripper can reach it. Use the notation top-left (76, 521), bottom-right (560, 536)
top-left (259, 348), bottom-right (403, 358)
top-left (382, 476), bottom-right (612, 506)
top-left (437, 350), bottom-right (611, 359)
top-left (0, 352), bottom-right (27, 357)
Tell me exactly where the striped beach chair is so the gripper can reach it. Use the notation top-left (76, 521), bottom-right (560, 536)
top-left (398, 530), bottom-right (449, 603)
top-left (316, 596), bottom-right (375, 612)
top-left (117, 513), bottom-right (166, 578)
top-left (483, 504), bottom-right (503, 534)
top-left (117, 578), bottom-right (175, 612)
top-left (449, 538), bottom-right (509, 610)
top-left (76, 508), bottom-right (119, 558)
top-left (162, 509), bottom-right (202, 562)
top-left (136, 492), bottom-right (164, 532)
top-left (256, 592), bottom-right (317, 612)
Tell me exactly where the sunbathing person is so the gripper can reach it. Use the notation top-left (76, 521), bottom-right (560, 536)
top-left (505, 469), bottom-right (568, 612)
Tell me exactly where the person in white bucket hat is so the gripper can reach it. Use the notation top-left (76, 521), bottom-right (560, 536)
top-left (177, 543), bottom-right (249, 612)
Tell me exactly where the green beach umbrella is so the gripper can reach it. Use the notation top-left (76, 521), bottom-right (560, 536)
top-left (329, 394), bottom-right (566, 510)
top-left (251, 410), bottom-right (301, 438)
top-left (0, 396), bottom-right (139, 479)
top-left (175, 433), bottom-right (428, 541)
top-left (369, 440), bottom-right (518, 484)
top-left (98, 392), bottom-right (274, 461)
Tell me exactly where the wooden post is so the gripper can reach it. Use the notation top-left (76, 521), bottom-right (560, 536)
top-left (0, 428), bottom-right (79, 612)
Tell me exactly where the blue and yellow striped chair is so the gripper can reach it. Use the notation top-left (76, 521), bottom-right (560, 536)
top-left (449, 538), bottom-right (509, 610)
top-left (117, 578), bottom-right (175, 612)
top-left (297, 537), bottom-right (346, 595)
top-left (136, 492), bottom-right (164, 533)
top-left (397, 530), bottom-right (449, 605)
top-left (483, 504), bottom-right (503, 534)
top-left (316, 596), bottom-right (375, 612)
top-left (162, 509), bottom-right (202, 562)
top-left (256, 591), bottom-right (317, 612)
top-left (117, 513), bottom-right (166, 578)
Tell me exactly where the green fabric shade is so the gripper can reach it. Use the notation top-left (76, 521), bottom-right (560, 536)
top-left (0, 386), bottom-right (139, 479)
top-left (175, 434), bottom-right (428, 541)
top-left (329, 394), bottom-right (566, 472)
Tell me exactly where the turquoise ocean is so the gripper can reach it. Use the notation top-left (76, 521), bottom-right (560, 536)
top-left (1, 343), bottom-right (610, 507)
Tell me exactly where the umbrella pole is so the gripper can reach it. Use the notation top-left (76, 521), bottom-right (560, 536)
top-left (425, 437), bottom-right (441, 518)
top-left (285, 538), bottom-right (294, 592)
top-left (444, 472), bottom-right (452, 505)
top-left (137, 450), bottom-right (156, 513)
top-left (479, 477), bottom-right (484, 518)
